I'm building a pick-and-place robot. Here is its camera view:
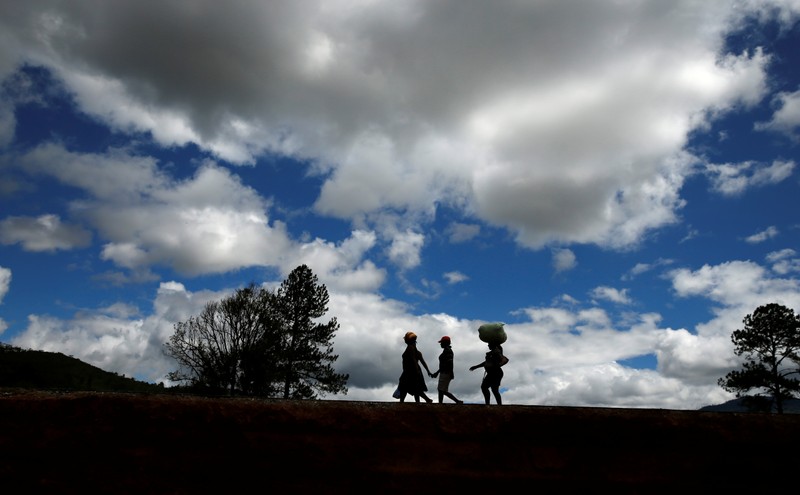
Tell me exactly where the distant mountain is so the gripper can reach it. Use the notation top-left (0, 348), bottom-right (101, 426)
top-left (0, 342), bottom-right (164, 393)
top-left (700, 396), bottom-right (800, 414)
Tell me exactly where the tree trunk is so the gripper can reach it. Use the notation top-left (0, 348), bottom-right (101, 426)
top-left (283, 362), bottom-right (292, 399)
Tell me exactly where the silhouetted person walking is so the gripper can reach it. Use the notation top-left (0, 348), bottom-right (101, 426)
top-left (397, 331), bottom-right (433, 403)
top-left (470, 342), bottom-right (505, 405)
top-left (432, 336), bottom-right (463, 404)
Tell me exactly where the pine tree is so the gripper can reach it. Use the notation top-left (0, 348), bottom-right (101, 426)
top-left (274, 264), bottom-right (349, 399)
top-left (718, 303), bottom-right (800, 413)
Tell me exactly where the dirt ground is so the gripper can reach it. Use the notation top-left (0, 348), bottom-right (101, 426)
top-left (2, 389), bottom-right (799, 493)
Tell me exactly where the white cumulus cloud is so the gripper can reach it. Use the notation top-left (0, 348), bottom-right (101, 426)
top-left (0, 0), bottom-right (793, 252)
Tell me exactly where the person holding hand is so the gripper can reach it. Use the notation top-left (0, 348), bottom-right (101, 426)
top-left (432, 336), bottom-right (463, 404)
top-left (396, 331), bottom-right (434, 403)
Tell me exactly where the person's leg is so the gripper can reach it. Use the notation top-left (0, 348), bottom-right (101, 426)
top-left (491, 386), bottom-right (502, 405)
top-left (493, 372), bottom-right (504, 404)
top-left (480, 382), bottom-right (491, 404)
top-left (420, 391), bottom-right (433, 403)
top-left (399, 392), bottom-right (407, 402)
top-left (439, 374), bottom-right (456, 403)
top-left (444, 391), bottom-right (463, 404)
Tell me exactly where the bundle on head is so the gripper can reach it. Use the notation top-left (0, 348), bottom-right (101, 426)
top-left (478, 322), bottom-right (507, 345)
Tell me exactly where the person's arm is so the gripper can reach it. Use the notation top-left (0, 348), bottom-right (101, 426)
top-left (469, 360), bottom-right (486, 371)
top-left (419, 352), bottom-right (433, 376)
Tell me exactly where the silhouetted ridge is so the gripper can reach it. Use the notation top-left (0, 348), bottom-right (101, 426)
top-left (0, 343), bottom-right (162, 393)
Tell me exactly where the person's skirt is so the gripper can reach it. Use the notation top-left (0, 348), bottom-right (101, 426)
top-left (398, 370), bottom-right (427, 394)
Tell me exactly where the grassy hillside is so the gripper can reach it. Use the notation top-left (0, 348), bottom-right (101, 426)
top-left (2, 391), bottom-right (799, 493)
top-left (0, 342), bottom-right (163, 393)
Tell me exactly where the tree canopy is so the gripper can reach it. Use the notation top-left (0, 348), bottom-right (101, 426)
top-left (164, 283), bottom-right (277, 395)
top-left (275, 264), bottom-right (348, 399)
top-left (718, 303), bottom-right (800, 413)
top-left (164, 265), bottom-right (348, 398)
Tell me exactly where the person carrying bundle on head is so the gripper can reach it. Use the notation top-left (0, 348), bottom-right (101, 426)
top-left (470, 323), bottom-right (509, 405)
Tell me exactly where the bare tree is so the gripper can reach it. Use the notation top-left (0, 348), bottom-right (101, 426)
top-left (164, 283), bottom-right (277, 395)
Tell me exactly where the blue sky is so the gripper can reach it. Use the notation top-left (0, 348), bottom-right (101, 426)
top-left (1, 1), bottom-right (800, 409)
